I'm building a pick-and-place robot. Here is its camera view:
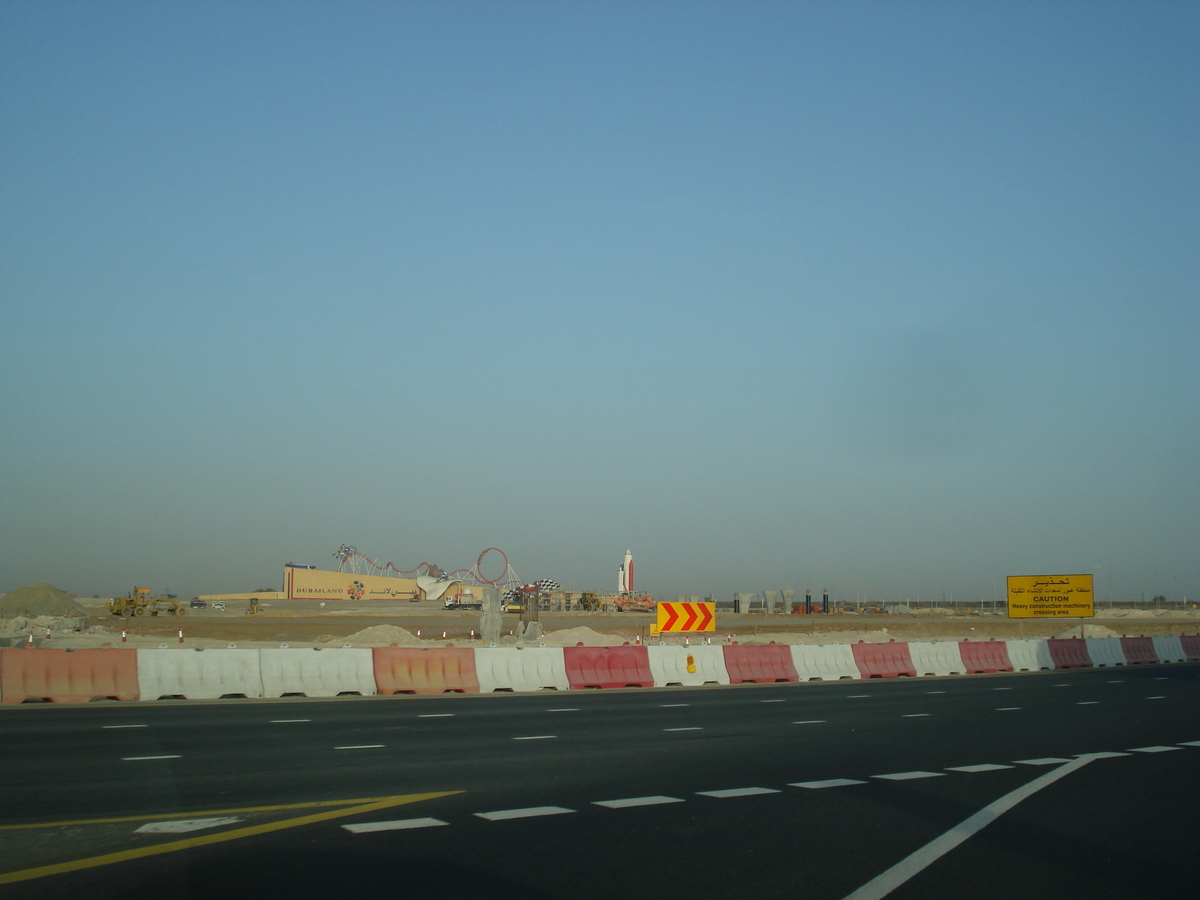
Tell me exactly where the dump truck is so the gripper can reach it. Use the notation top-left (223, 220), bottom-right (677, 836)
top-left (108, 587), bottom-right (185, 617)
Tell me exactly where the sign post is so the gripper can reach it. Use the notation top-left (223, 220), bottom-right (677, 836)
top-left (1006, 574), bottom-right (1094, 638)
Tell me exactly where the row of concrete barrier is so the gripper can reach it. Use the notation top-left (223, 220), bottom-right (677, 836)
top-left (2, 636), bottom-right (1198, 703)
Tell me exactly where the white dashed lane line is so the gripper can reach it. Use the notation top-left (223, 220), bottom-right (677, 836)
top-left (1146, 696), bottom-right (1166, 700)
top-left (1128, 745), bottom-right (1182, 753)
top-left (475, 807), bottom-right (574, 821)
top-left (793, 720), bottom-right (826, 725)
top-left (760, 699), bottom-right (786, 703)
top-left (270, 719), bottom-right (311, 723)
top-left (992, 687), bottom-right (1012, 691)
top-left (343, 818), bottom-right (448, 833)
top-left (873, 771), bottom-right (944, 781)
top-left (791, 779), bottom-right (866, 789)
top-left (996, 707), bottom-right (1023, 711)
top-left (946, 764), bottom-right (1013, 773)
top-left (1014, 757), bottom-right (1072, 766)
top-left (1077, 752), bottom-right (1130, 759)
top-left (593, 796), bottom-right (684, 809)
top-left (664, 727), bottom-right (702, 732)
top-left (545, 708), bottom-right (579, 712)
top-left (925, 691), bottom-right (946, 695)
top-left (902, 713), bottom-right (931, 718)
top-left (513, 735), bottom-right (557, 741)
top-left (334, 745), bottom-right (385, 750)
top-left (1076, 701), bottom-right (1099, 705)
top-left (848, 695), bottom-right (870, 699)
top-left (1178, 740), bottom-right (1200, 747)
top-left (122, 755), bottom-right (182, 761)
top-left (418, 714), bottom-right (455, 718)
top-left (659, 704), bottom-right (690, 708)
top-left (103, 724), bottom-right (148, 729)
top-left (697, 787), bottom-right (781, 798)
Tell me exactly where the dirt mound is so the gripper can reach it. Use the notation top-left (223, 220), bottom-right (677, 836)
top-left (1055, 624), bottom-right (1121, 639)
top-left (342, 624), bottom-right (423, 646)
top-left (0, 583), bottom-right (86, 618)
top-left (541, 626), bottom-right (625, 646)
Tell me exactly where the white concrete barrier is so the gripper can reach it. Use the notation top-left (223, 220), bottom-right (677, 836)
top-left (137, 648), bottom-right (263, 700)
top-left (907, 641), bottom-right (967, 676)
top-left (647, 645), bottom-right (730, 686)
top-left (1005, 639), bottom-right (1054, 672)
top-left (1152, 635), bottom-right (1186, 663)
top-left (790, 644), bottom-right (861, 681)
top-left (473, 647), bottom-right (570, 692)
top-left (259, 648), bottom-right (376, 697)
top-left (1085, 637), bottom-right (1127, 667)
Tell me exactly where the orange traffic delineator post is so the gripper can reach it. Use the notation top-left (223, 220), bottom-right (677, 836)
top-left (121, 630), bottom-right (127, 643)
top-left (178, 628), bottom-right (184, 644)
top-left (27, 632), bottom-right (33, 646)
top-left (45, 629), bottom-right (51, 641)
top-left (441, 630), bottom-right (447, 639)
top-left (416, 629), bottom-right (421, 638)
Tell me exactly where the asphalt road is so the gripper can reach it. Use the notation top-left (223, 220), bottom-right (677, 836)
top-left (1, 665), bottom-right (1197, 899)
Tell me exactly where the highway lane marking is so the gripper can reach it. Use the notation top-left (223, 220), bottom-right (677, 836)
top-left (334, 745), bottom-right (385, 750)
top-left (0, 792), bottom-right (459, 886)
top-left (512, 735), bottom-right (557, 741)
top-left (1053, 684), bottom-right (1071, 687)
top-left (1154, 677), bottom-right (1169, 680)
top-left (873, 771), bottom-right (944, 782)
top-left (790, 779), bottom-right (865, 789)
top-left (663, 727), bottom-right (702, 732)
top-left (270, 719), bottom-right (311, 723)
top-left (995, 707), bottom-right (1022, 711)
top-left (122, 755), bottom-right (181, 761)
top-left (593, 796), bottom-right (685, 809)
top-left (946, 764), bottom-right (1013, 773)
top-left (991, 687), bottom-right (1012, 691)
top-left (136, 817), bottom-right (241, 834)
top-left (697, 787), bottom-right (780, 798)
top-left (842, 756), bottom-right (1096, 900)
top-left (848, 695), bottom-right (870, 698)
top-left (1178, 740), bottom-right (1200, 747)
top-left (418, 714), bottom-right (455, 718)
top-left (1076, 701), bottom-right (1099, 705)
top-left (1128, 745), bottom-right (1182, 753)
top-left (793, 720), bottom-right (826, 724)
top-left (901, 714), bottom-right (931, 718)
top-left (1013, 757), bottom-right (1072, 766)
top-left (924, 691), bottom-right (946, 694)
top-left (475, 806), bottom-right (574, 821)
top-left (343, 817), bottom-right (448, 833)
top-left (545, 708), bottom-right (579, 712)
top-left (660, 703), bottom-right (690, 707)
top-left (1146, 695), bottom-right (1166, 699)
top-left (1075, 752), bottom-right (1129, 759)
top-left (760, 699), bottom-right (786, 703)
top-left (1106, 680), bottom-right (1124, 683)
top-left (102, 724), bottom-right (147, 729)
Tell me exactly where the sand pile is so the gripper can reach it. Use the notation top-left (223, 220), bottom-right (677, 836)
top-left (341, 624), bottom-right (423, 646)
top-left (0, 583), bottom-right (86, 618)
top-left (541, 626), bottom-right (625, 646)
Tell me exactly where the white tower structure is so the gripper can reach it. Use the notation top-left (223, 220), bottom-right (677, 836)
top-left (618, 550), bottom-right (634, 593)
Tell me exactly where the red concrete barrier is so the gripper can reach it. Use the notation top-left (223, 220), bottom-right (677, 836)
top-left (1179, 634), bottom-right (1200, 662)
top-left (851, 641), bottom-right (916, 678)
top-left (372, 648), bottom-right (479, 694)
top-left (1046, 638), bottom-right (1092, 669)
top-left (1119, 637), bottom-right (1157, 665)
top-left (1, 648), bottom-right (139, 704)
top-left (958, 639), bottom-right (1013, 674)
top-left (564, 646), bottom-right (654, 689)
top-left (721, 645), bottom-right (798, 683)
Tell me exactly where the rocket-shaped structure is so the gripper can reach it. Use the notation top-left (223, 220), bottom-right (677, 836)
top-left (617, 550), bottom-right (634, 593)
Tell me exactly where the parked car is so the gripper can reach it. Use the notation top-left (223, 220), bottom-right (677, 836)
top-left (212, 601), bottom-right (226, 611)
top-left (189, 599), bottom-right (206, 609)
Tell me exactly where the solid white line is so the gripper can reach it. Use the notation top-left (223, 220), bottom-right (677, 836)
top-left (873, 771), bottom-right (944, 781)
top-left (512, 735), bottom-right (557, 741)
top-left (664, 727), bottom-right (702, 732)
top-left (475, 806), bottom-right (574, 821)
top-left (103, 724), bottom-right (148, 729)
top-left (593, 796), bottom-right (684, 809)
top-left (902, 714), bottom-right (931, 718)
top-left (1013, 757), bottom-right (1072, 766)
top-left (945, 764), bottom-right (1013, 773)
top-left (1128, 745), bottom-right (1182, 753)
top-left (793, 720), bottom-right (826, 724)
top-left (270, 719), bottom-right (311, 723)
top-left (343, 817), bottom-right (448, 833)
top-left (418, 714), bottom-right (455, 718)
top-left (842, 755), bottom-right (1095, 900)
top-left (335, 745), bottom-right (384, 750)
top-left (790, 779), bottom-right (866, 789)
top-left (122, 755), bottom-right (181, 761)
top-left (697, 787), bottom-right (780, 798)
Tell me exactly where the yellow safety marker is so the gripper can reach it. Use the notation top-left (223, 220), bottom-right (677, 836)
top-left (0, 790), bottom-right (458, 885)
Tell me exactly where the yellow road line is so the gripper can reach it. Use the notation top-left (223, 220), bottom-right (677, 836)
top-left (0, 790), bottom-right (458, 885)
top-left (0, 796), bottom-right (415, 830)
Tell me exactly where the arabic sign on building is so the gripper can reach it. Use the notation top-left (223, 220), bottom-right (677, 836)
top-left (284, 567), bottom-right (419, 602)
top-left (1006, 574), bottom-right (1094, 618)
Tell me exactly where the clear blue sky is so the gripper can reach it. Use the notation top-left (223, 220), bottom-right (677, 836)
top-left (2, 1), bottom-right (1196, 603)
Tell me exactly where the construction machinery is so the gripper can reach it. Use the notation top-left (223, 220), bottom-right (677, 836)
top-left (108, 587), bottom-right (186, 618)
top-left (614, 592), bottom-right (655, 613)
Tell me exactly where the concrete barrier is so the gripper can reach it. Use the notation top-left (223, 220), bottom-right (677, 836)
top-left (1151, 635), bottom-right (1186, 664)
top-left (1179, 634), bottom-right (1200, 662)
top-left (1005, 639), bottom-right (1054, 672)
top-left (474, 647), bottom-right (570, 692)
top-left (906, 641), bottom-right (966, 677)
top-left (259, 648), bottom-right (377, 697)
top-left (851, 641), bottom-right (916, 678)
top-left (1047, 638), bottom-right (1092, 669)
top-left (721, 644), bottom-right (798, 683)
top-left (1118, 637), bottom-right (1157, 665)
top-left (564, 646), bottom-right (654, 689)
top-left (958, 640), bottom-right (1013, 674)
top-left (647, 645), bottom-right (730, 686)
top-left (1, 648), bottom-right (139, 704)
top-left (1084, 637), bottom-right (1126, 668)
top-left (790, 644), bottom-right (861, 681)
top-left (136, 649), bottom-right (263, 700)
top-left (373, 648), bottom-right (479, 694)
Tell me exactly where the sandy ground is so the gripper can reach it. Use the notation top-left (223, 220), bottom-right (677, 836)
top-left (3, 606), bottom-right (1198, 650)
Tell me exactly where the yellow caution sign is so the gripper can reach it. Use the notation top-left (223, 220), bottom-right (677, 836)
top-left (1007, 574), bottom-right (1094, 618)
